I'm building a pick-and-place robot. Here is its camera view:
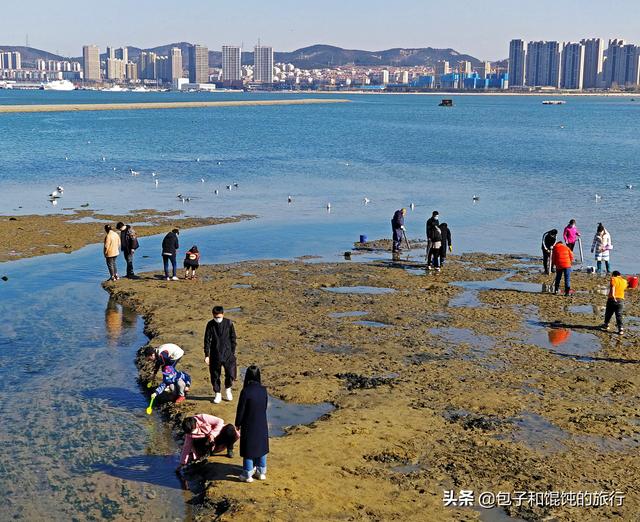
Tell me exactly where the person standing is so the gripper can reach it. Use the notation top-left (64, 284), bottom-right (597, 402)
top-left (426, 210), bottom-right (439, 262)
top-left (204, 306), bottom-right (237, 404)
top-left (427, 220), bottom-right (443, 270)
top-left (103, 224), bottom-right (121, 281)
top-left (116, 222), bottom-right (139, 279)
top-left (439, 223), bottom-right (452, 268)
top-left (391, 208), bottom-right (407, 253)
top-left (235, 365), bottom-right (269, 483)
top-left (541, 229), bottom-right (558, 275)
top-left (563, 219), bottom-right (581, 253)
top-left (552, 241), bottom-right (574, 295)
top-left (601, 271), bottom-right (628, 335)
top-left (591, 223), bottom-right (612, 274)
top-left (162, 228), bottom-right (180, 281)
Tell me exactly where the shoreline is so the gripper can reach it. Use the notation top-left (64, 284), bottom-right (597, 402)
top-left (0, 98), bottom-right (349, 114)
top-left (0, 209), bottom-right (254, 263)
top-left (105, 244), bottom-right (640, 520)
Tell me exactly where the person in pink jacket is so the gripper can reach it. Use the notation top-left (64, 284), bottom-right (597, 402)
top-left (177, 414), bottom-right (239, 472)
top-left (562, 219), bottom-right (581, 253)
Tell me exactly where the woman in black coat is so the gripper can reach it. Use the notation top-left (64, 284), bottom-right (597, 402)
top-left (235, 365), bottom-right (269, 482)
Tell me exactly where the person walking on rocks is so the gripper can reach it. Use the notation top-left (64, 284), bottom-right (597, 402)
top-left (391, 208), bottom-right (407, 253)
top-left (204, 306), bottom-right (237, 404)
top-left (103, 224), bottom-right (121, 281)
top-left (427, 219), bottom-right (443, 270)
top-left (439, 222), bottom-right (452, 268)
top-left (162, 228), bottom-right (180, 281)
top-left (116, 222), bottom-right (139, 279)
top-left (601, 270), bottom-right (628, 335)
top-left (552, 241), bottom-right (574, 295)
top-left (235, 365), bottom-right (269, 483)
top-left (541, 229), bottom-right (558, 275)
top-left (591, 223), bottom-right (612, 274)
top-left (563, 219), bottom-right (581, 253)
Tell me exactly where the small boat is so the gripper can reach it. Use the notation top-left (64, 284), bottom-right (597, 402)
top-left (439, 99), bottom-right (453, 107)
top-left (542, 100), bottom-right (566, 105)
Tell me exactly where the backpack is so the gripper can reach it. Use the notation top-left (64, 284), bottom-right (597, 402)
top-left (127, 227), bottom-right (140, 250)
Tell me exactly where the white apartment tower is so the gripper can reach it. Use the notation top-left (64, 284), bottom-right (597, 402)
top-left (82, 45), bottom-right (100, 81)
top-left (581, 38), bottom-right (604, 89)
top-left (222, 45), bottom-right (242, 82)
top-left (508, 39), bottom-right (527, 87)
top-left (561, 43), bottom-right (585, 89)
top-left (254, 45), bottom-right (274, 83)
top-left (169, 47), bottom-right (183, 81)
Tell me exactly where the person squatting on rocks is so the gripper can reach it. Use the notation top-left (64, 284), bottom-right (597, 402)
top-left (426, 211), bottom-right (441, 270)
top-left (563, 219), bottom-right (581, 253)
top-left (438, 223), bottom-right (452, 268)
top-left (116, 222), bottom-right (140, 279)
top-left (204, 305), bottom-right (237, 404)
top-left (602, 271), bottom-right (628, 335)
top-left (235, 365), bottom-right (269, 483)
top-left (541, 229), bottom-right (558, 275)
top-left (162, 228), bottom-right (180, 281)
top-left (144, 343), bottom-right (185, 382)
top-left (591, 223), bottom-right (612, 274)
top-left (552, 241), bottom-right (574, 295)
top-left (152, 365), bottom-right (191, 404)
top-left (103, 224), bottom-right (121, 281)
top-left (177, 414), bottom-right (240, 473)
top-left (391, 208), bottom-right (407, 253)
top-left (184, 245), bottom-right (200, 280)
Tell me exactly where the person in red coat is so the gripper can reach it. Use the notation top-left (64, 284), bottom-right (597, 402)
top-left (552, 241), bottom-right (574, 295)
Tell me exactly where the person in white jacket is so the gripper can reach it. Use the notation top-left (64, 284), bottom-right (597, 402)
top-left (591, 222), bottom-right (612, 274)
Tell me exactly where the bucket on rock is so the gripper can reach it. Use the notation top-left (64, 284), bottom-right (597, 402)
top-left (627, 276), bottom-right (638, 289)
top-left (359, 235), bottom-right (367, 244)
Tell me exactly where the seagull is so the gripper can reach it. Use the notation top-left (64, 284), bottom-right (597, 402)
top-left (472, 195), bottom-right (480, 201)
top-left (65, 156), bottom-right (69, 161)
top-left (326, 202), bottom-right (331, 210)
top-left (154, 179), bottom-right (159, 187)
top-left (201, 178), bottom-right (205, 183)
top-left (130, 169), bottom-right (139, 176)
top-left (50, 199), bottom-right (58, 206)
top-left (185, 197), bottom-right (191, 202)
top-left (217, 161), bottom-right (222, 165)
top-left (214, 189), bottom-right (219, 195)
top-left (177, 193), bottom-right (183, 199)
top-left (101, 156), bottom-right (106, 161)
top-left (56, 186), bottom-right (64, 193)
top-left (49, 190), bottom-right (61, 199)
top-left (151, 172), bottom-right (157, 177)
top-left (626, 184), bottom-right (633, 190)
top-left (233, 182), bottom-right (239, 188)
top-left (409, 202), bottom-right (415, 211)
top-left (226, 185), bottom-right (232, 191)
top-left (196, 158), bottom-right (200, 162)
top-left (363, 197), bottom-right (370, 205)
top-left (288, 195), bottom-right (293, 204)
top-left (595, 194), bottom-right (602, 201)
top-left (113, 167), bottom-right (117, 171)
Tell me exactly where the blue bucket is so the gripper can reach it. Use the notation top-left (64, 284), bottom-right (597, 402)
top-left (359, 235), bottom-right (367, 244)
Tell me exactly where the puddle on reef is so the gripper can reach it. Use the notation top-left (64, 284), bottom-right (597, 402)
top-left (353, 320), bottom-right (389, 328)
top-left (225, 306), bottom-right (243, 313)
top-left (450, 273), bottom-right (553, 309)
top-left (430, 327), bottom-right (495, 358)
top-left (267, 396), bottom-right (334, 437)
top-left (568, 304), bottom-right (599, 315)
top-left (329, 311), bottom-right (369, 318)
top-left (390, 463), bottom-right (423, 474)
top-left (314, 343), bottom-right (360, 354)
top-left (322, 286), bottom-right (396, 295)
top-left (231, 283), bottom-right (252, 289)
top-left (241, 272), bottom-right (254, 277)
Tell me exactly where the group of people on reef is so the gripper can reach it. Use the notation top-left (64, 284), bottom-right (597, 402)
top-left (102, 224), bottom-right (200, 281)
top-left (144, 306), bottom-right (270, 482)
top-left (391, 208), bottom-right (452, 270)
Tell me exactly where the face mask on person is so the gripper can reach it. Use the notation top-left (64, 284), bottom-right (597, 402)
top-left (214, 317), bottom-right (223, 323)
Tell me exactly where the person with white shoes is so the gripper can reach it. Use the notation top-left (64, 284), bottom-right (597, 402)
top-left (204, 305), bottom-right (237, 404)
top-left (235, 365), bottom-right (269, 483)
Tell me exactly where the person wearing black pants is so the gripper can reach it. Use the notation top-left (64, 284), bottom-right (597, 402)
top-left (541, 229), bottom-right (558, 275)
top-left (204, 306), bottom-right (238, 404)
top-left (161, 228), bottom-right (179, 281)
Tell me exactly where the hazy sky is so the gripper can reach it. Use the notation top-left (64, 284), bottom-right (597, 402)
top-left (3, 0), bottom-right (640, 60)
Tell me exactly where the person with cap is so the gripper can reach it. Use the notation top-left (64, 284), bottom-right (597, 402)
top-left (552, 240), bottom-right (574, 295)
top-left (151, 365), bottom-right (191, 404)
top-left (541, 229), bottom-right (558, 275)
top-left (204, 306), bottom-right (237, 404)
top-left (161, 228), bottom-right (180, 281)
top-left (144, 343), bottom-right (185, 382)
top-left (177, 414), bottom-right (240, 473)
top-left (116, 222), bottom-right (139, 279)
top-left (391, 208), bottom-right (407, 253)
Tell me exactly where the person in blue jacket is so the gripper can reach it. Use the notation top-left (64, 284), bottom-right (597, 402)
top-left (391, 208), bottom-right (407, 253)
top-left (152, 365), bottom-right (191, 404)
top-left (235, 365), bottom-right (269, 483)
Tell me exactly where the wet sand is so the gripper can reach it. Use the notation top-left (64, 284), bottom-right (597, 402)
top-left (0, 209), bottom-right (253, 262)
top-left (0, 99), bottom-right (349, 114)
top-left (105, 245), bottom-right (640, 521)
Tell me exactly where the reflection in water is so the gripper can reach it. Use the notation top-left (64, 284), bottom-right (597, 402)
top-left (105, 296), bottom-right (138, 346)
top-left (547, 328), bottom-right (571, 346)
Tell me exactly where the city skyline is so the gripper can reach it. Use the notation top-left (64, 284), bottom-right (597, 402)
top-left (3, 0), bottom-right (640, 60)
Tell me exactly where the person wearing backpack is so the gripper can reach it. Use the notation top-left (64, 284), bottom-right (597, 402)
top-left (117, 222), bottom-right (140, 279)
top-left (162, 228), bottom-right (180, 281)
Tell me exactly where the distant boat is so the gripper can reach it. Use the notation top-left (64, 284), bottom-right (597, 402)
top-left (104, 85), bottom-right (127, 92)
top-left (542, 100), bottom-right (566, 105)
top-left (132, 86), bottom-right (149, 93)
top-left (439, 99), bottom-right (453, 107)
top-left (41, 80), bottom-right (75, 91)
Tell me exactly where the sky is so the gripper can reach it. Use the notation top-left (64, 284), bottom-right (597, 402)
top-left (3, 0), bottom-right (640, 60)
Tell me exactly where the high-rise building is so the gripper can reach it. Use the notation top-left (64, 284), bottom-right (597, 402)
top-left (189, 44), bottom-right (209, 83)
top-left (581, 38), bottom-right (604, 89)
top-left (82, 45), bottom-right (100, 81)
top-left (138, 51), bottom-right (158, 80)
top-left (106, 47), bottom-right (116, 60)
top-left (458, 61), bottom-right (472, 75)
top-left (115, 47), bottom-right (128, 64)
top-left (169, 47), bottom-right (183, 81)
top-left (508, 39), bottom-right (527, 87)
top-left (526, 41), bottom-right (562, 88)
top-left (616, 44), bottom-right (640, 87)
top-left (435, 60), bottom-right (451, 76)
top-left (106, 58), bottom-right (125, 80)
top-left (222, 45), bottom-right (242, 82)
top-left (399, 71), bottom-right (409, 84)
top-left (125, 62), bottom-right (138, 81)
top-left (254, 45), bottom-right (273, 83)
top-left (561, 42), bottom-right (585, 90)
top-left (12, 52), bottom-right (21, 70)
top-left (478, 61), bottom-right (492, 78)
top-left (603, 39), bottom-right (625, 87)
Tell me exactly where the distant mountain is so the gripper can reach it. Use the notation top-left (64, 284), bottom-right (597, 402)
top-left (0, 43), bottom-right (489, 69)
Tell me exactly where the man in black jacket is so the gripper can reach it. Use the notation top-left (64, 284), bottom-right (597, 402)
top-left (391, 208), bottom-right (407, 253)
top-left (541, 229), bottom-right (558, 275)
top-left (117, 222), bottom-right (138, 278)
top-left (426, 211), bottom-right (440, 268)
top-left (162, 228), bottom-right (179, 281)
top-left (204, 305), bottom-right (237, 404)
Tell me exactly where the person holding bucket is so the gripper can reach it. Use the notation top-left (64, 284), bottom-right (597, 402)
top-left (591, 223), bottom-right (612, 274)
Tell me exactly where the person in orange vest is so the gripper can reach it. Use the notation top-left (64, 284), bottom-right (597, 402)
top-left (552, 241), bottom-right (574, 295)
top-left (601, 271), bottom-right (628, 335)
